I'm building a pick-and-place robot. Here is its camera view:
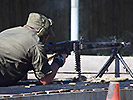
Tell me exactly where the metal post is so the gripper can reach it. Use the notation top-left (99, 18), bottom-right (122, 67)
top-left (71, 0), bottom-right (79, 41)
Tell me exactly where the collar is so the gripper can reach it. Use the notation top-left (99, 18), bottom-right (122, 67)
top-left (24, 25), bottom-right (38, 32)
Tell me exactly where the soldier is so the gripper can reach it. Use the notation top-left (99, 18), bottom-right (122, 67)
top-left (0, 13), bottom-right (67, 86)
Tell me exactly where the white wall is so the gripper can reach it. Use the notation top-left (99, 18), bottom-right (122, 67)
top-left (56, 55), bottom-right (133, 79)
top-left (28, 55), bottom-right (133, 80)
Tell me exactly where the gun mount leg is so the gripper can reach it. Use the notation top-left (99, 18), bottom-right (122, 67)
top-left (95, 53), bottom-right (115, 78)
top-left (116, 53), bottom-right (133, 78)
top-left (115, 57), bottom-right (120, 77)
top-left (95, 48), bottom-right (133, 79)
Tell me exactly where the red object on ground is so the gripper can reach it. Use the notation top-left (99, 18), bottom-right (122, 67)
top-left (106, 82), bottom-right (121, 100)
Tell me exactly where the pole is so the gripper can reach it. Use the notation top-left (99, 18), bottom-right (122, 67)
top-left (71, 0), bottom-right (79, 41)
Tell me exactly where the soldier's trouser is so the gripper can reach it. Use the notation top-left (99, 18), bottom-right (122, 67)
top-left (0, 68), bottom-right (18, 87)
top-left (0, 73), bottom-right (18, 87)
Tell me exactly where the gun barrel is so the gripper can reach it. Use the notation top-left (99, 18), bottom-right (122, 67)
top-left (121, 42), bottom-right (131, 47)
top-left (44, 40), bottom-right (131, 54)
top-left (80, 41), bottom-right (131, 50)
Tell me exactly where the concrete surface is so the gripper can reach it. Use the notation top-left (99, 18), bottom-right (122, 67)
top-left (1, 88), bottom-right (133, 100)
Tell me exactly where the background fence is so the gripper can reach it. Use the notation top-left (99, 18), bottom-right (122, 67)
top-left (0, 0), bottom-right (133, 55)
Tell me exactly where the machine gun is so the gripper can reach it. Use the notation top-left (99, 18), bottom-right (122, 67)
top-left (45, 38), bottom-right (130, 54)
top-left (45, 38), bottom-right (132, 80)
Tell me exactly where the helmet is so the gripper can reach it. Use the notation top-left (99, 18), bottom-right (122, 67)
top-left (26, 13), bottom-right (55, 37)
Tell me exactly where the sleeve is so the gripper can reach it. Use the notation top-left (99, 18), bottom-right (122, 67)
top-left (29, 43), bottom-right (52, 80)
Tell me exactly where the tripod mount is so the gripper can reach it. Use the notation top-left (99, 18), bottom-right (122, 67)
top-left (95, 48), bottom-right (133, 78)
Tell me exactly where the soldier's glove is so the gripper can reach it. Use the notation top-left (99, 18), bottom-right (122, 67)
top-left (53, 54), bottom-right (65, 67)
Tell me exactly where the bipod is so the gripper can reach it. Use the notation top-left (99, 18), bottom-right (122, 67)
top-left (95, 48), bottom-right (133, 78)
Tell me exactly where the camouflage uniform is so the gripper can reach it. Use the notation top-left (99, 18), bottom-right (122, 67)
top-left (0, 26), bottom-right (52, 86)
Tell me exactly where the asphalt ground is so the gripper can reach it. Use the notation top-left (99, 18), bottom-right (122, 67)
top-left (0, 79), bottom-right (133, 94)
